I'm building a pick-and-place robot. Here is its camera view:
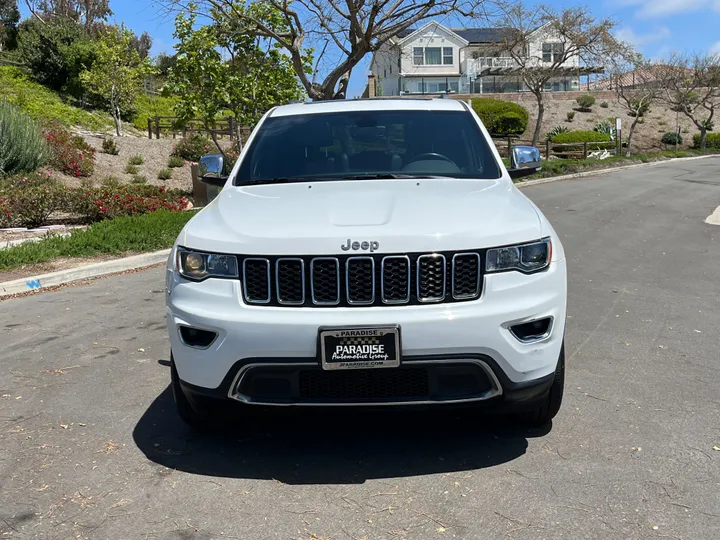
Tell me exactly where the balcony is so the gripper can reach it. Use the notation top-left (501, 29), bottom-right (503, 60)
top-left (463, 57), bottom-right (518, 75)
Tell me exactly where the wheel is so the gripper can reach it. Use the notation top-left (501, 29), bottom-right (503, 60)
top-left (520, 343), bottom-right (565, 427)
top-left (171, 353), bottom-right (221, 430)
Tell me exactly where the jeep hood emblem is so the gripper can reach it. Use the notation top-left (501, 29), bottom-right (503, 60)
top-left (341, 239), bottom-right (379, 252)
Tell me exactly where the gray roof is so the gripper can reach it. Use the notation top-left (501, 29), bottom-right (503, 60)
top-left (396, 26), bottom-right (515, 43)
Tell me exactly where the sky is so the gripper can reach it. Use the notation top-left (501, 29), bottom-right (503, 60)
top-left (18, 0), bottom-right (720, 98)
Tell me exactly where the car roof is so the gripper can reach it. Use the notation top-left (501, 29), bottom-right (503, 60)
top-left (269, 98), bottom-right (467, 117)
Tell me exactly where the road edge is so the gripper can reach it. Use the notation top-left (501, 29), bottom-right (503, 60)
top-left (0, 249), bottom-right (171, 298)
top-left (517, 153), bottom-right (719, 188)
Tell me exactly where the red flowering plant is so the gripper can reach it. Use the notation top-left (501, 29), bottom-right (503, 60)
top-left (0, 173), bottom-right (67, 228)
top-left (42, 122), bottom-right (96, 178)
top-left (171, 134), bottom-right (212, 162)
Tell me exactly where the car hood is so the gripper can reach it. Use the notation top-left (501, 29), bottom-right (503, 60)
top-left (181, 178), bottom-right (543, 255)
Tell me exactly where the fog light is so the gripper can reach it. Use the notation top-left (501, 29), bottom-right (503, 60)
top-left (178, 326), bottom-right (217, 348)
top-left (509, 317), bottom-right (553, 343)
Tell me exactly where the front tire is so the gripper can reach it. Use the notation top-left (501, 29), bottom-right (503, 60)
top-left (520, 343), bottom-right (565, 427)
top-left (171, 354), bottom-right (221, 430)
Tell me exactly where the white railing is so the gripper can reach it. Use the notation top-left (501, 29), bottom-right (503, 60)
top-left (463, 57), bottom-right (518, 75)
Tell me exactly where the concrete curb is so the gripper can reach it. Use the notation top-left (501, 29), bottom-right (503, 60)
top-left (0, 249), bottom-right (171, 298)
top-left (517, 154), bottom-right (719, 188)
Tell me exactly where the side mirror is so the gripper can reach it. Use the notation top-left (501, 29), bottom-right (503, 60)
top-left (199, 154), bottom-right (227, 188)
top-left (508, 145), bottom-right (542, 180)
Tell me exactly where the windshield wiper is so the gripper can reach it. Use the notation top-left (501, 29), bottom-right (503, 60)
top-left (341, 173), bottom-right (453, 180)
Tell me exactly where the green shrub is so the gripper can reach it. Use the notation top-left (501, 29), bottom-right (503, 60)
top-left (0, 101), bottom-right (49, 175)
top-left (0, 66), bottom-right (109, 130)
top-left (157, 168), bottom-right (172, 180)
top-left (124, 163), bottom-right (139, 174)
top-left (0, 173), bottom-right (66, 228)
top-left (661, 132), bottom-right (682, 145)
top-left (128, 155), bottom-right (144, 165)
top-left (692, 133), bottom-right (720, 149)
top-left (102, 138), bottom-right (119, 155)
top-left (131, 174), bottom-right (147, 184)
top-left (566, 111), bottom-right (575, 122)
top-left (545, 125), bottom-right (569, 141)
top-left (171, 134), bottom-right (212, 162)
top-left (101, 175), bottom-right (121, 188)
top-left (470, 98), bottom-right (529, 136)
top-left (167, 155), bottom-right (185, 168)
top-left (600, 101), bottom-right (609, 108)
top-left (552, 130), bottom-right (612, 144)
top-left (42, 123), bottom-right (95, 177)
top-left (575, 95), bottom-right (596, 111)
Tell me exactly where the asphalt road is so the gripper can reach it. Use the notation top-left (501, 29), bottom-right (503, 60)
top-left (2, 158), bottom-right (720, 540)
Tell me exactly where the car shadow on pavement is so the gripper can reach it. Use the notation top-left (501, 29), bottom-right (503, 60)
top-left (133, 386), bottom-right (547, 485)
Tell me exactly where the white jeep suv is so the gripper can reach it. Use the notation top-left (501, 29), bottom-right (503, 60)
top-left (165, 98), bottom-right (567, 428)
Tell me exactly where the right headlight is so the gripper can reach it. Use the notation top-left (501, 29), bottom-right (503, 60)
top-left (485, 238), bottom-right (552, 274)
top-left (176, 247), bottom-right (239, 281)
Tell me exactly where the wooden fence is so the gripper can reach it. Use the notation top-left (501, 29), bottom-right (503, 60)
top-left (147, 116), bottom-right (251, 141)
top-left (493, 137), bottom-right (617, 160)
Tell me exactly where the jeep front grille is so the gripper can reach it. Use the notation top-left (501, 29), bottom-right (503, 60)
top-left (240, 251), bottom-right (484, 307)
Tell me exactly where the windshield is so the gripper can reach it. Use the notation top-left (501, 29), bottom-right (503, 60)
top-left (234, 110), bottom-right (501, 185)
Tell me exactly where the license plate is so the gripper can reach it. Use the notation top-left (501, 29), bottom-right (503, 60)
top-left (320, 326), bottom-right (400, 370)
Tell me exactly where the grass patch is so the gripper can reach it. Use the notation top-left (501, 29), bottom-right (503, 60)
top-left (167, 155), bottom-right (185, 168)
top-left (131, 174), bottom-right (148, 184)
top-left (128, 155), bottom-right (145, 165)
top-left (157, 168), bottom-right (172, 180)
top-left (0, 66), bottom-right (110, 130)
top-left (0, 210), bottom-right (195, 271)
top-left (124, 163), bottom-right (139, 174)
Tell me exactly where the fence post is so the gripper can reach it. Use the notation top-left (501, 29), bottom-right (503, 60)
top-left (506, 137), bottom-right (511, 158)
top-left (583, 141), bottom-right (588, 159)
top-left (228, 116), bottom-right (234, 141)
top-left (154, 117), bottom-right (160, 140)
top-left (147, 118), bottom-right (153, 139)
top-left (545, 140), bottom-right (550, 160)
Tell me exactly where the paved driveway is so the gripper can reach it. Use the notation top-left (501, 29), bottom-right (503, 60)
top-left (2, 158), bottom-right (719, 540)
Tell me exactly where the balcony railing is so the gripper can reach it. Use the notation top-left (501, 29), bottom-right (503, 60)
top-left (463, 57), bottom-right (518, 75)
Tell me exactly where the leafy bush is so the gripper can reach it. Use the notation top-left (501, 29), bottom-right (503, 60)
top-left (42, 123), bottom-right (95, 177)
top-left (0, 66), bottom-right (109, 130)
top-left (600, 101), bottom-right (609, 108)
top-left (102, 138), bottom-right (120, 155)
top-left (157, 168), bottom-right (172, 180)
top-left (545, 125), bottom-right (569, 141)
top-left (0, 173), bottom-right (66, 228)
top-left (131, 174), bottom-right (148, 184)
top-left (101, 175), bottom-right (121, 188)
top-left (171, 134), bottom-right (212, 162)
top-left (566, 111), bottom-right (575, 122)
top-left (470, 98), bottom-right (529, 136)
top-left (661, 132), bottom-right (682, 145)
top-left (575, 95), bottom-right (596, 111)
top-left (125, 163), bottom-right (139, 174)
top-left (692, 133), bottom-right (720, 149)
top-left (167, 155), bottom-right (185, 168)
top-left (594, 121), bottom-right (616, 140)
top-left (552, 130), bottom-right (612, 144)
top-left (0, 101), bottom-right (49, 175)
top-left (128, 155), bottom-right (145, 165)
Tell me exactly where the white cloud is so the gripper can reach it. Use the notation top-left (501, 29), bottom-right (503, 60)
top-left (625, 0), bottom-right (720, 17)
top-left (614, 26), bottom-right (671, 47)
top-left (711, 41), bottom-right (720, 55)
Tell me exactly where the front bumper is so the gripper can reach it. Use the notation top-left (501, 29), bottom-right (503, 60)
top-left (166, 257), bottom-right (566, 405)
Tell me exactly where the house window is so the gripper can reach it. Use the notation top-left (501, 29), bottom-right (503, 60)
top-left (443, 47), bottom-right (453, 65)
top-left (413, 47), bottom-right (424, 65)
top-left (542, 43), bottom-right (564, 63)
top-left (425, 47), bottom-right (441, 65)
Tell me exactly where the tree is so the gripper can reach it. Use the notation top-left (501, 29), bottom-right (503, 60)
top-left (609, 56), bottom-right (663, 156)
top-left (26, 0), bottom-right (112, 30)
top-left (660, 53), bottom-right (720, 150)
top-left (165, 5), bottom-right (307, 152)
top-left (497, 4), bottom-right (626, 145)
top-left (80, 25), bottom-right (153, 135)
top-left (130, 30), bottom-right (152, 59)
top-left (161, 0), bottom-right (485, 101)
top-left (0, 0), bottom-right (20, 51)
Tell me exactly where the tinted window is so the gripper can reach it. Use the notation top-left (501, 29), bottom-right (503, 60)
top-left (235, 110), bottom-right (501, 185)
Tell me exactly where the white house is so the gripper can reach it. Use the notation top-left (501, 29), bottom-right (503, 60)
top-left (370, 21), bottom-right (586, 96)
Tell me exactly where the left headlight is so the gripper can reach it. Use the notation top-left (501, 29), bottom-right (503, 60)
top-left (486, 238), bottom-right (552, 274)
top-left (176, 247), bottom-right (239, 281)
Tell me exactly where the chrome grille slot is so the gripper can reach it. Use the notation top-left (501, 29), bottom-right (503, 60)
top-left (452, 253), bottom-right (481, 299)
top-left (417, 254), bottom-right (446, 302)
top-left (243, 258), bottom-right (271, 303)
top-left (381, 256), bottom-right (410, 304)
top-left (276, 258), bottom-right (304, 305)
top-left (311, 258), bottom-right (340, 305)
top-left (346, 257), bottom-right (375, 305)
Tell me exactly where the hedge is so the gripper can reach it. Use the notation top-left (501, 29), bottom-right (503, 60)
top-left (551, 131), bottom-right (612, 144)
top-left (692, 133), bottom-right (720, 149)
top-left (471, 98), bottom-right (529, 136)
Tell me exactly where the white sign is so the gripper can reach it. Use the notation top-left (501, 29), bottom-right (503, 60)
top-left (615, 118), bottom-right (622, 130)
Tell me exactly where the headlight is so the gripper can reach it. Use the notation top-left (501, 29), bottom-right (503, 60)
top-left (486, 238), bottom-right (552, 273)
top-left (176, 247), bottom-right (239, 281)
